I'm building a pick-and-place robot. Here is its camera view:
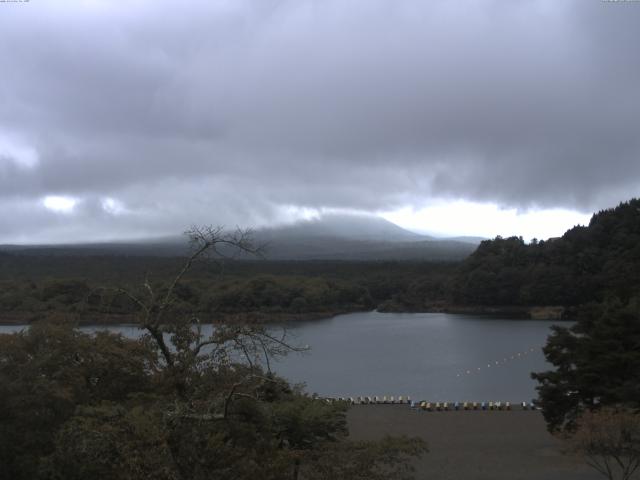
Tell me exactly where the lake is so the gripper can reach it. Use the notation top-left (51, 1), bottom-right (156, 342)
top-left (0, 311), bottom-right (560, 402)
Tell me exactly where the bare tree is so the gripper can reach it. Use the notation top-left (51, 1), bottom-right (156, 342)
top-left (117, 225), bottom-right (304, 400)
top-left (565, 408), bottom-right (640, 480)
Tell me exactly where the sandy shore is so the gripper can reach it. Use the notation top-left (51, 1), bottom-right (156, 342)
top-left (347, 405), bottom-right (601, 480)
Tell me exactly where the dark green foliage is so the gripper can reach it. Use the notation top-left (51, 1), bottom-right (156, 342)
top-left (0, 320), bottom-right (425, 480)
top-left (453, 199), bottom-right (640, 308)
top-left (0, 322), bottom-right (152, 480)
top-left (44, 403), bottom-right (178, 480)
top-left (205, 275), bottom-right (373, 314)
top-left (40, 279), bottom-right (90, 304)
top-left (269, 394), bottom-right (349, 449)
top-left (532, 299), bottom-right (640, 433)
top-left (0, 260), bottom-right (457, 322)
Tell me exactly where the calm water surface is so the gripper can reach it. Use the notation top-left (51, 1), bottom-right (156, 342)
top-left (0, 311), bottom-right (561, 402)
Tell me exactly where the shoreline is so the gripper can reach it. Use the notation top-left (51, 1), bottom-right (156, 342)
top-left (0, 309), bottom-right (359, 326)
top-left (0, 304), bottom-right (573, 326)
top-left (380, 304), bottom-right (570, 320)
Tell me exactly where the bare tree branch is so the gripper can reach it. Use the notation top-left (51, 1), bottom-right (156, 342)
top-left (566, 408), bottom-right (640, 480)
top-left (113, 225), bottom-right (299, 401)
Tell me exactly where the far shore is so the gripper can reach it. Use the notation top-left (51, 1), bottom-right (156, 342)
top-left (0, 304), bottom-right (573, 326)
top-left (380, 304), bottom-right (570, 320)
top-left (0, 309), bottom-right (357, 326)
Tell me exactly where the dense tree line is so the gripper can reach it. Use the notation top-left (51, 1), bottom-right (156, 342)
top-left (0, 276), bottom-right (375, 321)
top-left (0, 259), bottom-right (455, 322)
top-left (452, 199), bottom-right (640, 308)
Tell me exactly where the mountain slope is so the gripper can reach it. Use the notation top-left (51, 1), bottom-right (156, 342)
top-left (249, 214), bottom-right (473, 260)
top-left (259, 214), bottom-right (429, 242)
top-left (0, 213), bottom-right (479, 261)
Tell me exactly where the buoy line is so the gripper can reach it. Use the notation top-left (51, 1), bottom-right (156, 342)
top-left (455, 347), bottom-right (538, 377)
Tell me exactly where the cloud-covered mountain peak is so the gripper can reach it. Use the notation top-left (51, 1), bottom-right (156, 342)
top-left (262, 213), bottom-right (428, 243)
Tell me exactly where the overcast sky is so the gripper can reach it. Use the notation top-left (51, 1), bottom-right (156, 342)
top-left (1, 0), bottom-right (639, 243)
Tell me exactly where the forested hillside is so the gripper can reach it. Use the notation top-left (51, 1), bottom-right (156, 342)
top-left (451, 199), bottom-right (640, 307)
top-left (527, 201), bottom-right (640, 432)
top-left (0, 256), bottom-right (455, 323)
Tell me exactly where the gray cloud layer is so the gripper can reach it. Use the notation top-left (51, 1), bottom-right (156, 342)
top-left (1, 0), bottom-right (639, 242)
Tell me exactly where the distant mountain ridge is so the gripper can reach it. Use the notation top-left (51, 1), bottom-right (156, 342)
top-left (0, 213), bottom-right (480, 261)
top-left (259, 214), bottom-right (429, 243)
top-left (252, 214), bottom-right (475, 260)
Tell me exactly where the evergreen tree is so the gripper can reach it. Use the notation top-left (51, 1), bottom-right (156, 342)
top-left (532, 298), bottom-right (640, 432)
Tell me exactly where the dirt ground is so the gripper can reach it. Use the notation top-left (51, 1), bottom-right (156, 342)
top-left (347, 405), bottom-right (603, 480)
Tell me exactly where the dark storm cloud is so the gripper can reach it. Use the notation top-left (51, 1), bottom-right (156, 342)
top-left (0, 0), bottom-right (639, 241)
